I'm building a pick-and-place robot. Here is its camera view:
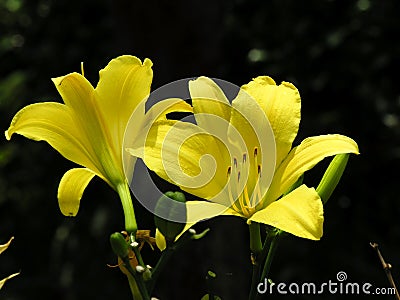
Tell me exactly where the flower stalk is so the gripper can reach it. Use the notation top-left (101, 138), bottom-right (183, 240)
top-left (117, 183), bottom-right (138, 235)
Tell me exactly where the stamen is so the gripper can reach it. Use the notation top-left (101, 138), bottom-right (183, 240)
top-left (233, 157), bottom-right (238, 169)
top-left (243, 185), bottom-right (251, 208)
top-left (237, 171), bottom-right (241, 182)
top-left (227, 166), bottom-right (232, 177)
top-left (243, 153), bottom-right (247, 163)
top-left (238, 193), bottom-right (249, 216)
top-left (228, 174), bottom-right (241, 212)
top-left (257, 165), bottom-right (262, 176)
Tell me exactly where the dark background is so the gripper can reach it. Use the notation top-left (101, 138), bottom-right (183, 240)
top-left (1, 0), bottom-right (399, 299)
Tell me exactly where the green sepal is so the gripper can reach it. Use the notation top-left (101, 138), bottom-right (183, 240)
top-left (154, 191), bottom-right (187, 242)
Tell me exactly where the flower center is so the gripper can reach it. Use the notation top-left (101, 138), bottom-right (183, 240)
top-left (227, 147), bottom-right (262, 218)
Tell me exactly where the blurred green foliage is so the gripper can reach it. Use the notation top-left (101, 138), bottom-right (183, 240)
top-left (0, 0), bottom-right (399, 299)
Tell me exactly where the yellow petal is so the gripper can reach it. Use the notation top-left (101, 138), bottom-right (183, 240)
top-left (0, 237), bottom-right (14, 255)
top-left (242, 76), bottom-right (301, 167)
top-left (249, 185), bottom-right (323, 240)
top-left (5, 102), bottom-right (102, 176)
top-left (128, 120), bottom-right (231, 204)
top-left (189, 76), bottom-right (231, 134)
top-left (58, 168), bottom-right (96, 216)
top-left (228, 86), bottom-right (276, 199)
top-left (0, 272), bottom-right (19, 290)
top-left (123, 98), bottom-right (192, 181)
top-left (266, 134), bottom-right (359, 205)
top-left (52, 72), bottom-right (125, 186)
top-left (155, 228), bottom-right (167, 251)
top-left (186, 200), bottom-right (242, 223)
top-left (95, 55), bottom-right (153, 158)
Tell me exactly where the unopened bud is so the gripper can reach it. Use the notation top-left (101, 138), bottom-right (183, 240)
top-left (110, 232), bottom-right (129, 259)
top-left (154, 191), bottom-right (187, 242)
top-left (316, 154), bottom-right (350, 204)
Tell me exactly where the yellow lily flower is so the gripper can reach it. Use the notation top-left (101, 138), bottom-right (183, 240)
top-left (0, 237), bottom-right (19, 290)
top-left (5, 55), bottom-right (191, 232)
top-left (129, 76), bottom-right (359, 240)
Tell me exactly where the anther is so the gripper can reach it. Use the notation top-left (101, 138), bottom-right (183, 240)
top-left (237, 171), bottom-right (241, 182)
top-left (233, 157), bottom-right (238, 168)
top-left (257, 165), bottom-right (262, 176)
top-left (254, 147), bottom-right (258, 157)
top-left (227, 166), bottom-right (232, 176)
top-left (243, 153), bottom-right (247, 163)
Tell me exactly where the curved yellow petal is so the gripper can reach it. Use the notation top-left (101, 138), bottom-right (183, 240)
top-left (155, 228), bottom-right (167, 251)
top-left (123, 98), bottom-right (192, 181)
top-left (189, 76), bottom-right (231, 133)
top-left (128, 120), bottom-right (231, 203)
top-left (266, 134), bottom-right (359, 205)
top-left (242, 76), bottom-right (301, 167)
top-left (228, 86), bottom-right (276, 200)
top-left (52, 72), bottom-right (124, 186)
top-left (0, 272), bottom-right (19, 290)
top-left (249, 185), bottom-right (323, 240)
top-left (159, 200), bottom-right (241, 244)
top-left (0, 237), bottom-right (14, 255)
top-left (5, 102), bottom-right (102, 176)
top-left (95, 55), bottom-right (153, 158)
top-left (58, 168), bottom-right (96, 216)
top-left (186, 200), bottom-right (242, 223)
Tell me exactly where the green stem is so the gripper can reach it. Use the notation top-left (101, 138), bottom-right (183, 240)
top-left (130, 233), bottom-right (146, 268)
top-left (248, 222), bottom-right (262, 300)
top-left (127, 274), bottom-right (143, 300)
top-left (249, 261), bottom-right (261, 300)
top-left (249, 225), bottom-right (276, 300)
top-left (147, 245), bottom-right (175, 293)
top-left (117, 183), bottom-right (138, 235)
top-left (148, 229), bottom-right (210, 294)
top-left (260, 229), bottom-right (282, 282)
top-left (249, 222), bottom-right (262, 254)
top-left (122, 257), bottom-right (151, 300)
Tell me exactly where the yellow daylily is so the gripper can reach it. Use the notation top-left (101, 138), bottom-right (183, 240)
top-left (5, 55), bottom-right (191, 232)
top-left (0, 237), bottom-right (19, 290)
top-left (129, 76), bottom-right (359, 240)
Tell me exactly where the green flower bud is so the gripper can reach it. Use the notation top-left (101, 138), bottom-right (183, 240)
top-left (316, 154), bottom-right (350, 204)
top-left (110, 232), bottom-right (130, 259)
top-left (154, 191), bottom-right (187, 242)
top-left (142, 267), bottom-right (152, 281)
